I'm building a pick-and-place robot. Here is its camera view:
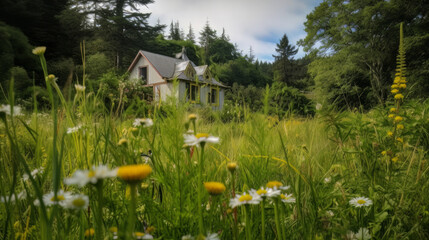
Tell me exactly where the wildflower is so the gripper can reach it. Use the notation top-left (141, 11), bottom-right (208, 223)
top-left (381, 150), bottom-right (387, 156)
top-left (0, 191), bottom-right (27, 203)
top-left (46, 74), bottom-right (57, 83)
top-left (67, 125), bottom-right (82, 134)
top-left (229, 192), bottom-right (262, 208)
top-left (279, 185), bottom-right (291, 191)
top-left (64, 194), bottom-right (89, 210)
top-left (266, 181), bottom-right (283, 189)
top-left (0, 104), bottom-right (23, 116)
top-left (391, 156), bottom-right (399, 163)
top-left (390, 108), bottom-right (396, 113)
top-left (399, 78), bottom-right (407, 84)
top-left (227, 162), bottom-right (237, 172)
top-left (252, 187), bottom-right (281, 198)
top-left (394, 116), bottom-right (403, 123)
top-left (388, 114), bottom-right (395, 119)
top-left (387, 131), bottom-right (393, 137)
top-left (134, 232), bottom-right (145, 239)
top-left (22, 167), bottom-right (44, 181)
top-left (84, 228), bottom-right (95, 237)
top-left (34, 190), bottom-right (72, 207)
top-left (118, 138), bottom-right (128, 146)
top-left (396, 137), bottom-right (403, 143)
top-left (183, 133), bottom-right (219, 146)
top-left (354, 228), bottom-right (371, 240)
top-left (205, 233), bottom-right (220, 240)
top-left (391, 89), bottom-right (399, 94)
top-left (391, 84), bottom-right (399, 89)
top-left (146, 226), bottom-right (155, 234)
top-left (280, 193), bottom-right (296, 203)
top-left (64, 165), bottom-right (118, 187)
top-left (109, 227), bottom-right (118, 233)
top-left (396, 124), bottom-right (404, 130)
top-left (326, 210), bottom-right (334, 217)
top-left (394, 94), bottom-right (404, 100)
top-left (399, 84), bottom-right (406, 89)
top-left (204, 182), bottom-right (226, 196)
top-left (32, 46), bottom-right (46, 55)
top-left (133, 118), bottom-right (153, 127)
top-left (75, 84), bottom-right (86, 92)
top-left (324, 177), bottom-right (331, 183)
top-left (182, 235), bottom-right (194, 240)
top-left (188, 114), bottom-right (197, 121)
top-left (142, 234), bottom-right (154, 239)
top-left (393, 77), bottom-right (400, 83)
top-left (349, 196), bottom-right (373, 208)
top-left (117, 164), bottom-right (152, 183)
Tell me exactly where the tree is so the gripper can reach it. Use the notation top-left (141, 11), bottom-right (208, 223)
top-left (186, 23), bottom-right (196, 43)
top-left (199, 21), bottom-right (217, 64)
top-left (272, 34), bottom-right (298, 86)
top-left (169, 21), bottom-right (182, 40)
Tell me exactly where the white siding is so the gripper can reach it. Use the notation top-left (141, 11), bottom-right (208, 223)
top-left (129, 54), bottom-right (165, 85)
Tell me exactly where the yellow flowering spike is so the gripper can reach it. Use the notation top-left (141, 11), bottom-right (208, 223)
top-left (117, 164), bottom-right (152, 183)
top-left (204, 182), bottom-right (226, 195)
top-left (394, 94), bottom-right (404, 100)
top-left (387, 131), bottom-right (393, 137)
top-left (394, 77), bottom-right (401, 84)
top-left (399, 84), bottom-right (406, 89)
top-left (32, 46), bottom-right (46, 55)
top-left (394, 116), bottom-right (403, 123)
top-left (266, 181), bottom-right (283, 189)
top-left (391, 84), bottom-right (399, 89)
top-left (391, 89), bottom-right (399, 94)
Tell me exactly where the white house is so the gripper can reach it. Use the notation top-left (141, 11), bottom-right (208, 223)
top-left (127, 48), bottom-right (227, 110)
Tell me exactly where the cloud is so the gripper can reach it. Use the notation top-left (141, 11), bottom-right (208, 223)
top-left (143, 0), bottom-right (321, 62)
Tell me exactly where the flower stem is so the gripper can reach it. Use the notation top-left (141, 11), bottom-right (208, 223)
top-left (197, 144), bottom-right (206, 235)
top-left (244, 205), bottom-right (252, 240)
top-left (261, 199), bottom-right (266, 240)
top-left (274, 199), bottom-right (283, 240)
top-left (126, 183), bottom-right (138, 239)
top-left (95, 181), bottom-right (104, 240)
top-left (232, 173), bottom-right (238, 240)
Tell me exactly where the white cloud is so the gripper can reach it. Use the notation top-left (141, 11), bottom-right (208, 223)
top-left (143, 0), bottom-right (322, 62)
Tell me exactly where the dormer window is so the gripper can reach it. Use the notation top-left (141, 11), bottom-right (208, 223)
top-left (139, 66), bottom-right (148, 85)
top-left (204, 71), bottom-right (211, 81)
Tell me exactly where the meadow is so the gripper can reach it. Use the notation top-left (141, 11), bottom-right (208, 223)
top-left (1, 39), bottom-right (429, 240)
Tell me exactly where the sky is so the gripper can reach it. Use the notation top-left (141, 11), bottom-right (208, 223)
top-left (142, 0), bottom-right (324, 62)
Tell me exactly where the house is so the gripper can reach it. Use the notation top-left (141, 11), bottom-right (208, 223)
top-left (127, 48), bottom-right (227, 110)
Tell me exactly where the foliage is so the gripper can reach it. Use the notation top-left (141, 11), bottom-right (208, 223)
top-left (269, 82), bottom-right (315, 117)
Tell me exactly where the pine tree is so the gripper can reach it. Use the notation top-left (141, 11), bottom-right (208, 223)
top-left (272, 34), bottom-right (298, 85)
top-left (186, 23), bottom-right (195, 43)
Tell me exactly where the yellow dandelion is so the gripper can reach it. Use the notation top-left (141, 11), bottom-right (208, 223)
top-left (118, 138), bottom-right (128, 146)
top-left (399, 84), bottom-right (406, 89)
top-left (391, 157), bottom-right (399, 163)
top-left (84, 228), bottom-right (95, 237)
top-left (227, 162), bottom-right (237, 172)
top-left (388, 114), bottom-right (395, 119)
top-left (32, 46), bottom-right (46, 55)
top-left (117, 164), bottom-right (152, 183)
top-left (394, 116), bottom-right (403, 123)
top-left (396, 124), bottom-right (404, 130)
top-left (204, 182), bottom-right (226, 196)
top-left (391, 89), bottom-right (399, 94)
top-left (394, 94), bottom-right (404, 100)
top-left (396, 137), bottom-right (403, 143)
top-left (390, 108), bottom-right (396, 113)
top-left (387, 131), bottom-right (393, 137)
top-left (188, 114), bottom-right (197, 121)
top-left (266, 181), bottom-right (283, 189)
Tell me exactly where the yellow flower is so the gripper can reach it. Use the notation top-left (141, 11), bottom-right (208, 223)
top-left (146, 226), bottom-right (156, 234)
top-left (109, 227), bottom-right (118, 233)
top-left (399, 84), bottom-right (406, 89)
top-left (391, 89), bottom-right (399, 94)
top-left (134, 232), bottom-right (145, 237)
top-left (396, 124), bottom-right (404, 130)
top-left (393, 77), bottom-right (401, 84)
top-left (387, 131), bottom-right (393, 137)
top-left (32, 46), bottom-right (46, 55)
top-left (394, 116), bottom-right (403, 123)
top-left (46, 74), bottom-right (57, 83)
top-left (394, 94), bottom-right (404, 100)
top-left (118, 138), bottom-right (128, 146)
top-left (117, 164), bottom-right (152, 183)
top-left (391, 84), bottom-right (399, 89)
top-left (388, 114), bottom-right (395, 119)
top-left (381, 151), bottom-right (387, 156)
top-left (227, 162), bottom-right (237, 172)
top-left (399, 78), bottom-right (407, 84)
top-left (391, 157), bottom-right (399, 163)
top-left (84, 228), bottom-right (95, 237)
top-left (188, 114), bottom-right (197, 121)
top-left (204, 182), bottom-right (226, 195)
top-left (390, 108), bottom-right (396, 113)
top-left (239, 194), bottom-right (253, 202)
top-left (266, 181), bottom-right (283, 189)
top-left (396, 137), bottom-right (403, 143)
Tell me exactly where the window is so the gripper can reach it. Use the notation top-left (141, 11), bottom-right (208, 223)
top-left (209, 87), bottom-right (219, 105)
top-left (140, 67), bottom-right (148, 84)
top-left (189, 83), bottom-right (200, 103)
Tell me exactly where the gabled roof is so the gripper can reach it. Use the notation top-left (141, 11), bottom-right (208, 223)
top-left (128, 50), bottom-right (227, 88)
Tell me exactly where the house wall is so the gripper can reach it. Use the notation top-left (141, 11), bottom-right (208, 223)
top-left (129, 54), bottom-right (165, 85)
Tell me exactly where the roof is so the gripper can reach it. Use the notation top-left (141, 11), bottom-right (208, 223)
top-left (128, 50), bottom-right (227, 88)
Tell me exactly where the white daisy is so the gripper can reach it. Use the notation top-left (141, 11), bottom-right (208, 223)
top-left (353, 228), bottom-right (371, 240)
top-left (183, 133), bottom-right (220, 146)
top-left (280, 193), bottom-right (296, 203)
top-left (133, 118), bottom-right (153, 127)
top-left (64, 165), bottom-right (118, 187)
top-left (279, 185), bottom-right (291, 191)
top-left (206, 233), bottom-right (220, 240)
top-left (0, 191), bottom-right (27, 203)
top-left (252, 187), bottom-right (281, 198)
top-left (229, 192), bottom-right (262, 208)
top-left (349, 196), bottom-right (373, 208)
top-left (142, 234), bottom-right (154, 239)
top-left (67, 125), bottom-right (82, 134)
top-left (0, 104), bottom-right (23, 116)
top-left (74, 84), bottom-right (86, 92)
top-left (34, 190), bottom-right (72, 207)
top-left (22, 167), bottom-right (44, 181)
top-left (64, 194), bottom-right (89, 210)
